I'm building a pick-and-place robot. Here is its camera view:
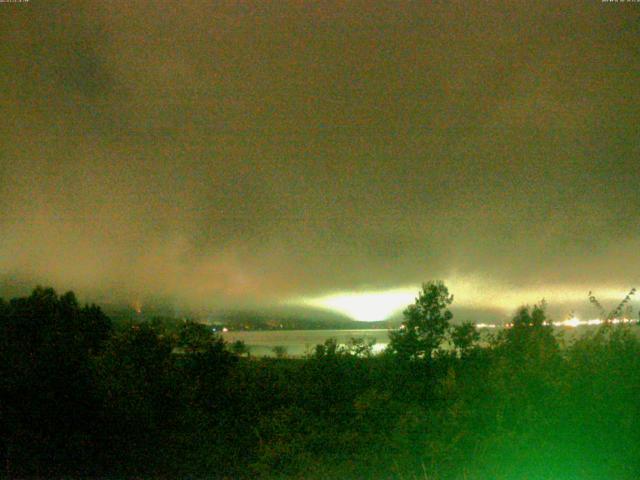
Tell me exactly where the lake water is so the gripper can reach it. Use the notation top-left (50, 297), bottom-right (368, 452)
top-left (220, 325), bottom-right (622, 357)
top-left (222, 329), bottom-right (392, 357)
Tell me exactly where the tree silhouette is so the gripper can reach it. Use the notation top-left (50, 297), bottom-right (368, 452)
top-left (0, 287), bottom-right (112, 476)
top-left (231, 339), bottom-right (250, 357)
top-left (451, 321), bottom-right (480, 358)
top-left (388, 281), bottom-right (453, 360)
top-left (178, 320), bottom-right (217, 353)
top-left (272, 345), bottom-right (288, 358)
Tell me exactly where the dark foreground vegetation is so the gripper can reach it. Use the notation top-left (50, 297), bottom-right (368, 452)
top-left (1, 283), bottom-right (639, 479)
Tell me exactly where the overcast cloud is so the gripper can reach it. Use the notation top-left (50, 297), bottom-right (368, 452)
top-left (1, 1), bottom-right (639, 319)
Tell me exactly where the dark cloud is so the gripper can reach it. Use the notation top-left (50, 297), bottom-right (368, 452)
top-left (1, 1), bottom-right (639, 316)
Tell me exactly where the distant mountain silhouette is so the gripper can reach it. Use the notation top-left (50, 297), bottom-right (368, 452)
top-left (207, 305), bottom-right (401, 330)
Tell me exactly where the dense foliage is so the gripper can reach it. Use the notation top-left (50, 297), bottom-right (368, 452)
top-left (1, 286), bottom-right (639, 479)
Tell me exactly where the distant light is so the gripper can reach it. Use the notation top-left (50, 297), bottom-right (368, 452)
top-left (550, 317), bottom-right (635, 328)
top-left (476, 323), bottom-right (497, 329)
top-left (283, 277), bottom-right (636, 324)
top-left (556, 316), bottom-right (581, 328)
top-left (222, 327), bottom-right (229, 332)
top-left (132, 300), bottom-right (142, 314)
top-left (291, 288), bottom-right (416, 322)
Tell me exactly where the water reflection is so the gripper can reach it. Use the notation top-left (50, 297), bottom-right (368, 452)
top-left (222, 329), bottom-right (390, 357)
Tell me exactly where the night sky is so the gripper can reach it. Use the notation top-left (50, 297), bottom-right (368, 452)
top-left (1, 1), bottom-right (639, 321)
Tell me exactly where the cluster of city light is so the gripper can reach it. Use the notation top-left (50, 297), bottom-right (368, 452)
top-left (552, 317), bottom-right (635, 328)
top-left (452, 317), bottom-right (638, 330)
top-left (496, 317), bottom-right (637, 329)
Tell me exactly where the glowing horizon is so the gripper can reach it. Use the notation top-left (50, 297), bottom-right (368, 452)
top-left (286, 278), bottom-right (634, 323)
